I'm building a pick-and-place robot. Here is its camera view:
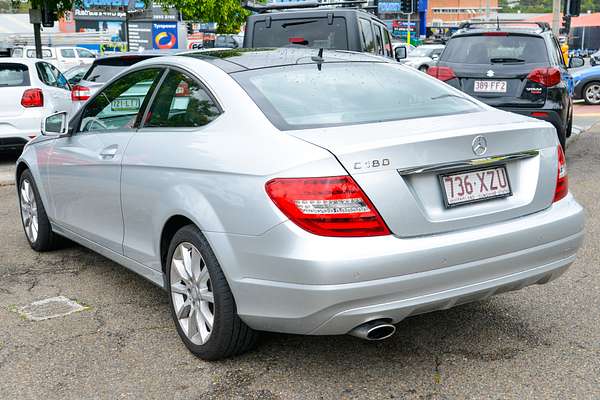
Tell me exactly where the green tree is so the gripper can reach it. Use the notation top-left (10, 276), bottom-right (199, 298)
top-left (153, 0), bottom-right (251, 33)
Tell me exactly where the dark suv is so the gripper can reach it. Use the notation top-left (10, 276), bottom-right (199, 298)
top-left (243, 2), bottom-right (394, 59)
top-left (427, 21), bottom-right (584, 149)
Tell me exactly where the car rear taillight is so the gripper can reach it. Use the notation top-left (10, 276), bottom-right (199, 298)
top-left (427, 66), bottom-right (456, 82)
top-left (553, 145), bottom-right (568, 203)
top-left (21, 88), bottom-right (43, 108)
top-left (483, 32), bottom-right (509, 36)
top-left (71, 84), bottom-right (91, 101)
top-left (527, 67), bottom-right (561, 87)
top-left (265, 176), bottom-right (391, 237)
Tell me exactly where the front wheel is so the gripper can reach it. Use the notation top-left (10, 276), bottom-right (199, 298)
top-left (418, 65), bottom-right (428, 72)
top-left (166, 225), bottom-right (257, 360)
top-left (583, 82), bottom-right (600, 105)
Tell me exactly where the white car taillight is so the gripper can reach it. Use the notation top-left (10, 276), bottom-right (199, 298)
top-left (71, 84), bottom-right (91, 101)
top-left (21, 88), bottom-right (44, 108)
top-left (553, 145), bottom-right (568, 203)
top-left (265, 176), bottom-right (390, 237)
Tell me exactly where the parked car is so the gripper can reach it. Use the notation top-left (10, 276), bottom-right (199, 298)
top-left (398, 44), bottom-right (445, 71)
top-left (11, 46), bottom-right (96, 73)
top-left (18, 49), bottom-right (583, 360)
top-left (63, 65), bottom-right (90, 85)
top-left (215, 34), bottom-right (243, 49)
top-left (426, 21), bottom-right (584, 149)
top-left (244, 2), bottom-right (395, 59)
top-left (0, 58), bottom-right (72, 152)
top-left (71, 52), bottom-right (166, 110)
top-left (572, 66), bottom-right (600, 105)
top-left (590, 50), bottom-right (600, 66)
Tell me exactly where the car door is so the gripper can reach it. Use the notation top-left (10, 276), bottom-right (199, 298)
top-left (36, 62), bottom-right (72, 115)
top-left (121, 68), bottom-right (222, 268)
top-left (46, 67), bottom-right (164, 254)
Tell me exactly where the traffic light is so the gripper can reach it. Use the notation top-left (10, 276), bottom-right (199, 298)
top-left (560, 14), bottom-right (571, 35)
top-left (187, 23), bottom-right (193, 35)
top-left (564, 0), bottom-right (581, 17)
top-left (400, 0), bottom-right (416, 14)
top-left (41, 1), bottom-right (56, 28)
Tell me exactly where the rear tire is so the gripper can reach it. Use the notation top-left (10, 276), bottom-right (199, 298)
top-left (166, 224), bottom-right (258, 360)
top-left (583, 82), bottom-right (600, 105)
top-left (18, 170), bottom-right (60, 252)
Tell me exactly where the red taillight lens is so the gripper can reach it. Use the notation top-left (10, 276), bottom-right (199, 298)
top-left (265, 176), bottom-right (391, 237)
top-left (427, 66), bottom-right (456, 82)
top-left (21, 88), bottom-right (43, 108)
top-left (71, 84), bottom-right (91, 101)
top-left (483, 32), bottom-right (509, 36)
top-left (527, 67), bottom-right (561, 87)
top-left (553, 145), bottom-right (568, 203)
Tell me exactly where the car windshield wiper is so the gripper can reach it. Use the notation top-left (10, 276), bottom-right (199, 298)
top-left (490, 57), bottom-right (525, 63)
top-left (430, 94), bottom-right (480, 106)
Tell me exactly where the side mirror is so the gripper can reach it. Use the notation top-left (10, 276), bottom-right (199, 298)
top-left (432, 55), bottom-right (440, 61)
top-left (569, 56), bottom-right (585, 69)
top-left (42, 111), bottom-right (69, 136)
top-left (395, 46), bottom-right (407, 61)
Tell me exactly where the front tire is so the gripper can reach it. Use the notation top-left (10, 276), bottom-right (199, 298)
top-left (18, 170), bottom-right (59, 251)
top-left (166, 225), bottom-right (257, 360)
top-left (419, 65), bottom-right (428, 72)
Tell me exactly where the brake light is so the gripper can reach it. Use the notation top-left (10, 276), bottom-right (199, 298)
top-left (427, 66), bottom-right (456, 82)
top-left (71, 84), bottom-right (91, 101)
top-left (265, 176), bottom-right (390, 237)
top-left (21, 88), bottom-right (43, 108)
top-left (527, 67), bottom-right (561, 87)
top-left (553, 145), bottom-right (568, 203)
top-left (483, 32), bottom-right (509, 36)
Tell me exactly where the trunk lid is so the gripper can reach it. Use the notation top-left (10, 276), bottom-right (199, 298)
top-left (288, 109), bottom-right (558, 237)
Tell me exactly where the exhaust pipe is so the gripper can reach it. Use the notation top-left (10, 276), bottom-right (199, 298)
top-left (349, 320), bottom-right (396, 341)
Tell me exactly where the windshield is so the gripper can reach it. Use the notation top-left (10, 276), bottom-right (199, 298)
top-left (252, 17), bottom-right (348, 49)
top-left (410, 47), bottom-right (435, 57)
top-left (442, 35), bottom-right (549, 64)
top-left (234, 62), bottom-right (481, 130)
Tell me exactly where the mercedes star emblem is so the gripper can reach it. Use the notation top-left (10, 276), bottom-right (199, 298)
top-left (472, 135), bottom-right (488, 156)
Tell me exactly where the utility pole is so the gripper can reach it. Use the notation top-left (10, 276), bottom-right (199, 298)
top-left (552, 0), bottom-right (561, 33)
top-left (29, 9), bottom-right (43, 59)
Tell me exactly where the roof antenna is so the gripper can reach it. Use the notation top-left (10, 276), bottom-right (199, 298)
top-left (311, 48), bottom-right (324, 71)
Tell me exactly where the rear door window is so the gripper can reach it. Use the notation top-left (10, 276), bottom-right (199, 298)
top-left (36, 62), bottom-right (57, 86)
top-left (441, 35), bottom-right (549, 64)
top-left (76, 49), bottom-right (95, 58)
top-left (359, 19), bottom-right (375, 53)
top-left (60, 49), bottom-right (76, 58)
top-left (144, 70), bottom-right (221, 128)
top-left (27, 49), bottom-right (53, 59)
top-left (252, 17), bottom-right (348, 49)
top-left (0, 63), bottom-right (30, 87)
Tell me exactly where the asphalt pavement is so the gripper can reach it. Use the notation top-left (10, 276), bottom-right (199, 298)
top-left (0, 114), bottom-right (599, 399)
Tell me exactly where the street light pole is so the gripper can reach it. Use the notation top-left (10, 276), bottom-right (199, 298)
top-left (552, 0), bottom-right (561, 33)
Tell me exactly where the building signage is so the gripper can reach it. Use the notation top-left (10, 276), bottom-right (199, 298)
top-left (128, 21), bottom-right (153, 51)
top-left (152, 22), bottom-right (178, 49)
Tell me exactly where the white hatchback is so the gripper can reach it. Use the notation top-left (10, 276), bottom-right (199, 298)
top-left (0, 59), bottom-right (72, 152)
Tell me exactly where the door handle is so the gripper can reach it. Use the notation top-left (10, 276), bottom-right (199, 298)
top-left (99, 145), bottom-right (118, 160)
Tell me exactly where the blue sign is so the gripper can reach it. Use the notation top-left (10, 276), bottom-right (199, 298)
top-left (378, 2), bottom-right (402, 13)
top-left (153, 22), bottom-right (178, 50)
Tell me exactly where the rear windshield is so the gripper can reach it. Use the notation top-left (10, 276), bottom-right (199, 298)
top-left (233, 62), bottom-right (481, 130)
top-left (82, 56), bottom-right (154, 83)
top-left (0, 63), bottom-right (30, 87)
top-left (252, 17), bottom-right (348, 49)
top-left (441, 35), bottom-right (549, 64)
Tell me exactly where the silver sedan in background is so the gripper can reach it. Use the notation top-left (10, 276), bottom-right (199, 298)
top-left (16, 49), bottom-right (584, 360)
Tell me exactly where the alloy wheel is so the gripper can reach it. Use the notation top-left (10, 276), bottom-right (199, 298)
top-left (585, 84), bottom-right (600, 104)
top-left (20, 178), bottom-right (38, 243)
top-left (170, 242), bottom-right (215, 345)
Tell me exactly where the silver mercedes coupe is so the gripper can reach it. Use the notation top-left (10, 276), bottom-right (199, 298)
top-left (16, 49), bottom-right (584, 360)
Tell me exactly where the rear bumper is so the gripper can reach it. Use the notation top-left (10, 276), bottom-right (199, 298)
top-left (501, 107), bottom-right (564, 133)
top-left (206, 194), bottom-right (584, 335)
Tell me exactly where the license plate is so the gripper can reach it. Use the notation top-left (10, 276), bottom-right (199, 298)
top-left (474, 80), bottom-right (507, 93)
top-left (111, 97), bottom-right (140, 112)
top-left (440, 166), bottom-right (511, 207)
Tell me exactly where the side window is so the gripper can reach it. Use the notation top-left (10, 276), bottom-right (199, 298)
top-left (77, 49), bottom-right (95, 58)
top-left (552, 38), bottom-right (566, 67)
top-left (373, 24), bottom-right (384, 55)
top-left (12, 48), bottom-right (23, 57)
top-left (60, 49), bottom-right (76, 58)
top-left (49, 64), bottom-right (69, 89)
top-left (145, 70), bottom-right (221, 128)
top-left (359, 19), bottom-right (375, 53)
top-left (79, 68), bottom-right (162, 134)
top-left (382, 27), bottom-right (393, 57)
top-left (36, 62), bottom-right (57, 86)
